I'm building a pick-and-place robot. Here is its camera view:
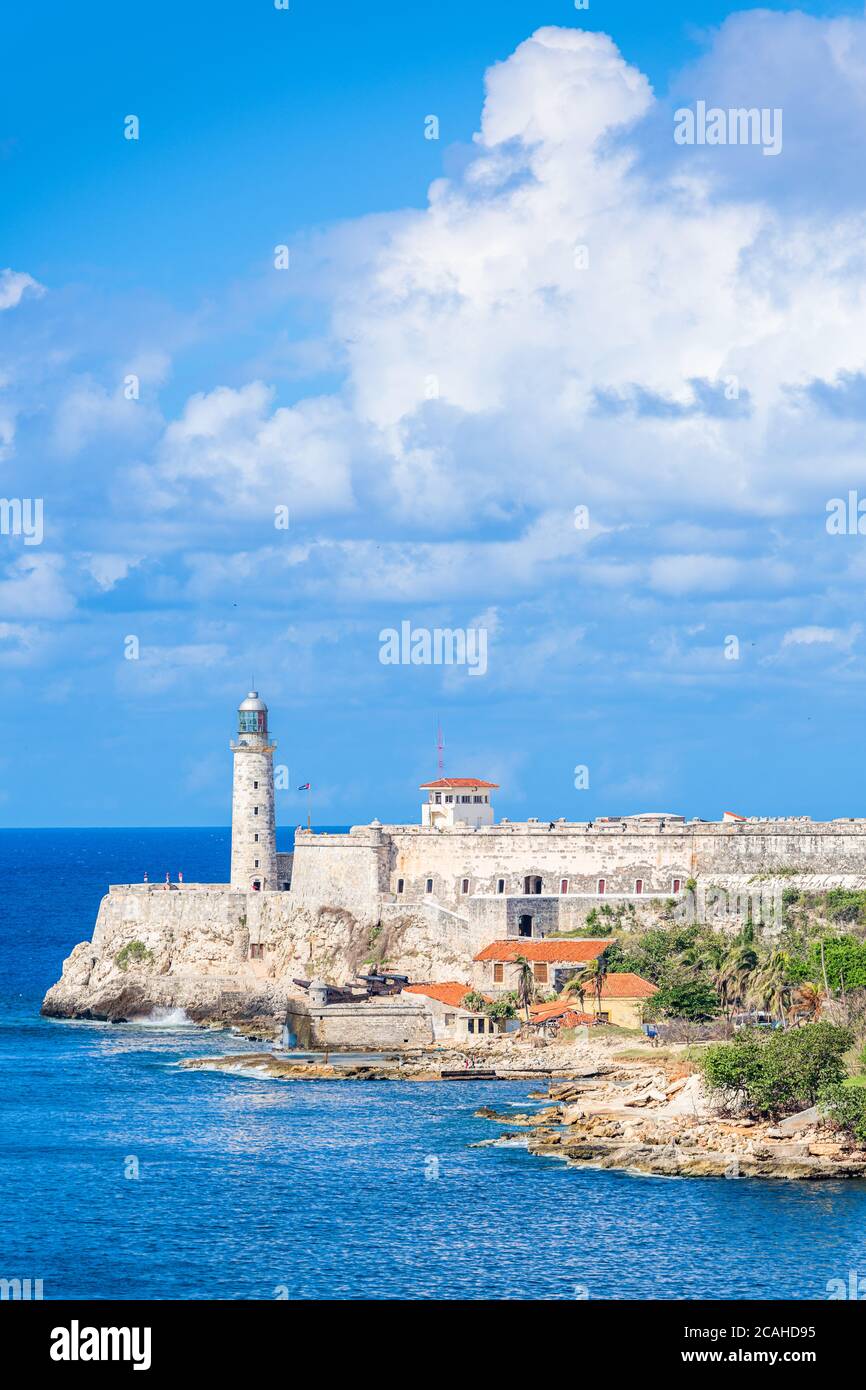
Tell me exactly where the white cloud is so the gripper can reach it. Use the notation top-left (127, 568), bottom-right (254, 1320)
top-left (146, 383), bottom-right (359, 520)
top-left (782, 624), bottom-right (860, 648)
top-left (0, 555), bottom-right (73, 619)
top-left (0, 269), bottom-right (44, 311)
top-left (80, 553), bottom-right (143, 592)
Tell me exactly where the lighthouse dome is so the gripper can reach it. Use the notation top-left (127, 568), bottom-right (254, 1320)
top-left (237, 690), bottom-right (268, 737)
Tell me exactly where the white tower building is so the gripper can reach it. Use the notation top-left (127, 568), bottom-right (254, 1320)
top-left (230, 690), bottom-right (278, 891)
top-left (420, 778), bottom-right (498, 829)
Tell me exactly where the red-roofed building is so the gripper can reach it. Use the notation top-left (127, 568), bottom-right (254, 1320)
top-left (528, 1000), bottom-right (597, 1032)
top-left (472, 939), bottom-right (615, 996)
top-left (401, 981), bottom-right (511, 1042)
top-left (568, 972), bottom-right (659, 1028)
top-left (420, 778), bottom-right (498, 829)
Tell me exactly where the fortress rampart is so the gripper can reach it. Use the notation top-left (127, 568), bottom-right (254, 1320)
top-left (40, 686), bottom-right (866, 1024)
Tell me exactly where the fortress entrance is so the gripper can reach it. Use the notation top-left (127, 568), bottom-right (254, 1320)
top-left (518, 914), bottom-right (533, 937)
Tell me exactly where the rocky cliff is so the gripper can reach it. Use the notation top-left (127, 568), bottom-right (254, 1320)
top-left (41, 886), bottom-right (474, 1024)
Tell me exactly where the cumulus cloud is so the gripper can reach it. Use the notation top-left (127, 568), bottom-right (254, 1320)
top-left (0, 555), bottom-right (73, 620)
top-left (144, 383), bottom-right (359, 520)
top-left (0, 269), bottom-right (44, 311)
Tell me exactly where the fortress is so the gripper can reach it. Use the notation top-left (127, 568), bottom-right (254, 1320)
top-left (42, 690), bottom-right (866, 1034)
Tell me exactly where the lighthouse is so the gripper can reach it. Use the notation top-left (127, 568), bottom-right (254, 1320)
top-left (230, 690), bottom-right (278, 891)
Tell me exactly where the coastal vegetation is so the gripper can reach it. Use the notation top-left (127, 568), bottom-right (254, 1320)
top-left (114, 940), bottom-right (155, 972)
top-left (701, 1023), bottom-right (852, 1118)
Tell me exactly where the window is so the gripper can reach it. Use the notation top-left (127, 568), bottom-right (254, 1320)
top-left (473, 796), bottom-right (482, 804)
top-left (635, 879), bottom-right (643, 895)
top-left (524, 875), bottom-right (531, 894)
top-left (425, 878), bottom-right (433, 893)
top-left (396, 879), bottom-right (404, 894)
top-left (533, 963), bottom-right (548, 984)
top-left (254, 833), bottom-right (259, 842)
top-left (461, 795), bottom-right (470, 803)
top-left (444, 1013), bottom-right (455, 1025)
top-left (672, 878), bottom-right (681, 894)
top-left (254, 806), bottom-right (259, 816)
top-left (560, 879), bottom-right (568, 894)
top-left (477, 1017), bottom-right (485, 1033)
top-left (497, 879), bottom-right (505, 894)
top-left (254, 859), bottom-right (259, 868)
top-left (461, 878), bottom-right (470, 894)
top-left (493, 963), bottom-right (504, 983)
top-left (598, 878), bottom-right (606, 895)
top-left (467, 1018), bottom-right (475, 1034)
top-left (518, 914), bottom-right (533, 937)
top-left (445, 795), bottom-right (453, 803)
top-left (253, 781), bottom-right (258, 789)
top-left (250, 943), bottom-right (264, 959)
top-left (435, 793), bottom-right (442, 804)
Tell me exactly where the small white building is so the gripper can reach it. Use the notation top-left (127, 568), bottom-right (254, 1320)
top-left (401, 982), bottom-right (509, 1041)
top-left (420, 778), bottom-right (498, 829)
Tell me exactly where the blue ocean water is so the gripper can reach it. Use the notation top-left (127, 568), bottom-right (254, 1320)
top-left (2, 828), bottom-right (866, 1301)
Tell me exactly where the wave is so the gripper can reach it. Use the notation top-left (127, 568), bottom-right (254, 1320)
top-left (129, 1006), bottom-right (195, 1028)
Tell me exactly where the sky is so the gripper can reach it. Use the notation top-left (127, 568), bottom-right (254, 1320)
top-left (3, 0), bottom-right (866, 828)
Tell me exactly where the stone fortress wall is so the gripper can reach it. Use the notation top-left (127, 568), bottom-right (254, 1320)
top-left (40, 683), bottom-right (866, 1024)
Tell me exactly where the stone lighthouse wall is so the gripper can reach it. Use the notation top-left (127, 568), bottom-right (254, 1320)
top-left (230, 744), bottom-right (278, 890)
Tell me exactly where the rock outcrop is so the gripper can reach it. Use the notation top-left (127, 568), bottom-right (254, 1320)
top-left (41, 886), bottom-right (473, 1024)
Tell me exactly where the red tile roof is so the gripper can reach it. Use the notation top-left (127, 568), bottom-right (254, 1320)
top-left (419, 778), bottom-right (499, 789)
top-left (473, 939), bottom-right (615, 963)
top-left (403, 981), bottom-right (488, 1009)
top-left (592, 972), bottom-right (658, 999)
top-left (529, 1002), bottom-right (595, 1026)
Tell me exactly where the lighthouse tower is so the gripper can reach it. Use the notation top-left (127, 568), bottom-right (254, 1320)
top-left (230, 690), bottom-right (278, 891)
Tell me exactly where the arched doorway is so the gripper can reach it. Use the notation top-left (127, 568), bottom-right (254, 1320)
top-left (518, 914), bottom-right (533, 938)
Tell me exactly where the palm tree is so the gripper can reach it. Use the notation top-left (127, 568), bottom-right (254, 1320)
top-left (790, 982), bottom-right (824, 1025)
top-left (715, 930), bottom-right (760, 1016)
top-left (750, 949), bottom-right (792, 1023)
top-left (512, 955), bottom-right (536, 1024)
top-left (563, 974), bottom-right (587, 1012)
top-left (564, 956), bottom-right (608, 1019)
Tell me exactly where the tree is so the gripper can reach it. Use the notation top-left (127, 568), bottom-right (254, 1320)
top-left (702, 1022), bottom-right (852, 1119)
top-left (511, 956), bottom-right (536, 1023)
top-left (461, 991), bottom-right (488, 1013)
top-left (751, 949), bottom-right (794, 1021)
top-left (564, 956), bottom-right (608, 1016)
top-left (791, 982), bottom-right (824, 1022)
top-left (646, 979), bottom-right (720, 1023)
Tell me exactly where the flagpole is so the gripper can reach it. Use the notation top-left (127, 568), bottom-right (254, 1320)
top-left (307, 784), bottom-right (311, 832)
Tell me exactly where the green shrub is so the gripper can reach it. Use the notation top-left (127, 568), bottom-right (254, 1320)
top-left (825, 889), bottom-right (866, 925)
top-left (645, 980), bottom-right (720, 1022)
top-left (702, 1023), bottom-right (852, 1119)
top-left (114, 940), bottom-right (155, 972)
top-left (820, 1083), bottom-right (866, 1145)
top-left (806, 937), bottom-right (866, 989)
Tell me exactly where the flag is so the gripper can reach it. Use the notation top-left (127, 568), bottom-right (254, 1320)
top-left (298, 782), bottom-right (311, 791)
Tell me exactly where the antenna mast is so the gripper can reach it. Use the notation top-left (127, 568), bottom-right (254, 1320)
top-left (436, 719), bottom-right (444, 776)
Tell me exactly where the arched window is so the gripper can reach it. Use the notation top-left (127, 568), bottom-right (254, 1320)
top-left (598, 878), bottom-right (606, 895)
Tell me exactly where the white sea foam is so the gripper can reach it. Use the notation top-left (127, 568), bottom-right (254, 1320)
top-left (130, 1007), bottom-right (194, 1028)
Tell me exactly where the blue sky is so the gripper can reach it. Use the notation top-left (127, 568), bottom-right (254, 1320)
top-left (4, 0), bottom-right (866, 828)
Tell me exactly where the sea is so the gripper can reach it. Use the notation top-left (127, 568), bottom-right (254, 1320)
top-left (2, 827), bottom-right (866, 1301)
